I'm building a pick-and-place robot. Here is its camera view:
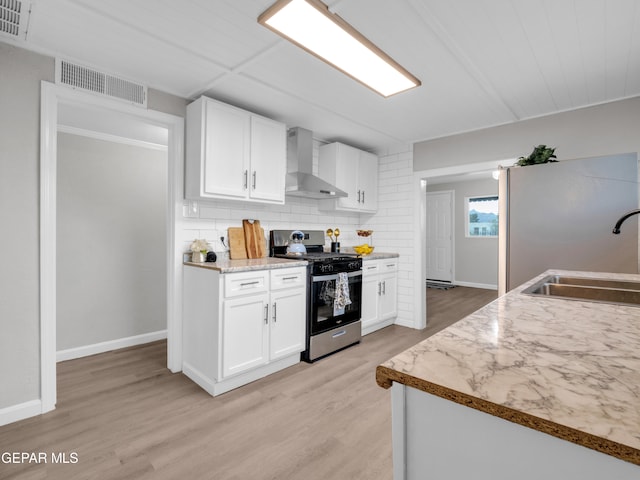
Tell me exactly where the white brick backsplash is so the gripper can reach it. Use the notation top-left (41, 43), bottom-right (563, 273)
top-left (368, 143), bottom-right (415, 328)
top-left (179, 143), bottom-right (420, 329)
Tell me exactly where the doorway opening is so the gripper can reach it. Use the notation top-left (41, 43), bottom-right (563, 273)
top-left (56, 128), bottom-right (168, 361)
top-left (414, 159), bottom-right (506, 328)
top-left (40, 82), bottom-right (184, 414)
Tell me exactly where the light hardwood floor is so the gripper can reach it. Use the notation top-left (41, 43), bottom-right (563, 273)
top-left (0, 286), bottom-right (497, 480)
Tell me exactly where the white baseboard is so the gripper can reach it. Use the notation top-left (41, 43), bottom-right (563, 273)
top-left (453, 281), bottom-right (498, 290)
top-left (362, 317), bottom-right (395, 336)
top-left (0, 399), bottom-right (42, 427)
top-left (183, 354), bottom-right (300, 397)
top-left (394, 317), bottom-right (416, 329)
top-left (56, 330), bottom-right (168, 362)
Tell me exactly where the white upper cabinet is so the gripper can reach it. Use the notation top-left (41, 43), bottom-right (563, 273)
top-left (318, 142), bottom-right (378, 213)
top-left (186, 96), bottom-right (286, 204)
top-left (249, 115), bottom-right (286, 203)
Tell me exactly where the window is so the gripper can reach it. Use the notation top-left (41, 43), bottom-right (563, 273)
top-left (466, 195), bottom-right (498, 238)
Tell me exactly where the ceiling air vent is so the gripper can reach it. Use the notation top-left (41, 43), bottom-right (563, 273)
top-left (55, 59), bottom-right (148, 107)
top-left (0, 0), bottom-right (30, 39)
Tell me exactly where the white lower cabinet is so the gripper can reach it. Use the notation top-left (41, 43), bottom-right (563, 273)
top-left (183, 265), bottom-right (306, 396)
top-left (361, 258), bottom-right (398, 336)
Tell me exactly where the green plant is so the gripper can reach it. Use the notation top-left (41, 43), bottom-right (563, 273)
top-left (516, 145), bottom-right (557, 166)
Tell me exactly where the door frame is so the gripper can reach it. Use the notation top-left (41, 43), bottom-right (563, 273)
top-left (425, 190), bottom-right (454, 283)
top-left (40, 81), bottom-right (185, 413)
top-left (413, 160), bottom-right (505, 328)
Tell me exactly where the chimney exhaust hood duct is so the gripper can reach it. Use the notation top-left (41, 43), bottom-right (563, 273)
top-left (285, 127), bottom-right (347, 199)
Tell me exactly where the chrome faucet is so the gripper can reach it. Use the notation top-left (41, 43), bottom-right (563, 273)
top-left (612, 209), bottom-right (640, 234)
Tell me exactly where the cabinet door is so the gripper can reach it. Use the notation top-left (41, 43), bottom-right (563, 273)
top-left (203, 100), bottom-right (250, 199)
top-left (361, 272), bottom-right (381, 331)
top-left (270, 288), bottom-right (306, 360)
top-left (333, 144), bottom-right (360, 210)
top-left (250, 116), bottom-right (286, 203)
top-left (318, 142), bottom-right (377, 212)
top-left (222, 293), bottom-right (269, 378)
top-left (379, 272), bottom-right (398, 320)
top-left (358, 151), bottom-right (378, 212)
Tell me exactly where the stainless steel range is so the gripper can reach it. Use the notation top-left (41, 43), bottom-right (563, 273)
top-left (270, 230), bottom-right (362, 362)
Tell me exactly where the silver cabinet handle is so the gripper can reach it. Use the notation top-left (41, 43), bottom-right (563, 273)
top-left (282, 276), bottom-right (298, 281)
top-left (243, 170), bottom-right (248, 189)
top-left (357, 190), bottom-right (361, 203)
top-left (252, 171), bottom-right (256, 189)
top-left (362, 190), bottom-right (365, 204)
top-left (272, 302), bottom-right (277, 322)
top-left (378, 281), bottom-right (382, 296)
top-left (264, 304), bottom-right (269, 324)
top-left (240, 281), bottom-right (260, 287)
top-left (382, 280), bottom-right (386, 295)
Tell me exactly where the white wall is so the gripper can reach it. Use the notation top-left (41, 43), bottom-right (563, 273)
top-left (427, 178), bottom-right (498, 288)
top-left (56, 133), bottom-right (167, 351)
top-left (362, 144), bottom-right (415, 328)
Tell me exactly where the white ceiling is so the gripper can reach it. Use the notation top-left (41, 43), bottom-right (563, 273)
top-left (4, 0), bottom-right (640, 151)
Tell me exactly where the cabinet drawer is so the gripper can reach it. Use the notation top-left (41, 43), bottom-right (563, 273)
top-left (271, 267), bottom-right (307, 290)
top-left (224, 270), bottom-right (269, 298)
top-left (362, 262), bottom-right (380, 276)
top-left (380, 260), bottom-right (398, 273)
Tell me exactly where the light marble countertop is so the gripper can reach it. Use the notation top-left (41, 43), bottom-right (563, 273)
top-left (377, 269), bottom-right (640, 465)
top-left (184, 257), bottom-right (307, 273)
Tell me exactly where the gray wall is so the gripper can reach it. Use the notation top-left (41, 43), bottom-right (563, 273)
top-left (56, 133), bottom-right (167, 350)
top-left (0, 42), bottom-right (185, 410)
top-left (428, 178), bottom-right (498, 287)
top-left (0, 44), bottom-right (54, 408)
top-left (414, 97), bottom-right (640, 171)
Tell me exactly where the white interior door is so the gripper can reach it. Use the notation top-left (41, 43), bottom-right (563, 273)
top-left (426, 191), bottom-right (453, 283)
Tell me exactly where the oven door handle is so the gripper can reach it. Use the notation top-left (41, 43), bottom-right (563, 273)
top-left (312, 271), bottom-right (362, 282)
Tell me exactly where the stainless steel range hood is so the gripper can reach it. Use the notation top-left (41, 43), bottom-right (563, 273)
top-left (285, 127), bottom-right (347, 199)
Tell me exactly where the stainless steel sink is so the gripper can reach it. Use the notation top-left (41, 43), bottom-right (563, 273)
top-left (523, 275), bottom-right (640, 306)
top-left (542, 274), bottom-right (640, 291)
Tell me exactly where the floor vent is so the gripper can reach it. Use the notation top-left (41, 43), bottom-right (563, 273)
top-left (55, 59), bottom-right (148, 107)
top-left (0, 0), bottom-right (29, 39)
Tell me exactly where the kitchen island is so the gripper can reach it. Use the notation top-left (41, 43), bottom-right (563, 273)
top-left (377, 270), bottom-right (640, 479)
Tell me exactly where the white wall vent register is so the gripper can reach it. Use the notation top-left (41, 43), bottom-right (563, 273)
top-left (55, 59), bottom-right (148, 107)
top-left (0, 0), bottom-right (30, 39)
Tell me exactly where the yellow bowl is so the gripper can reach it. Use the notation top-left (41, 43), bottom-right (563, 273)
top-left (353, 244), bottom-right (375, 255)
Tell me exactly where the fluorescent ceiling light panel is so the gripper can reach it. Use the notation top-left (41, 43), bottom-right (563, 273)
top-left (258, 0), bottom-right (421, 97)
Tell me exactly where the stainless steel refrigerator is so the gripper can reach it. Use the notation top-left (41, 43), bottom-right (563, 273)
top-left (498, 153), bottom-right (639, 294)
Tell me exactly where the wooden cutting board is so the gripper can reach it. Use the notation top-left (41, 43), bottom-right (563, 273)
top-left (243, 219), bottom-right (266, 258)
top-left (228, 227), bottom-right (248, 260)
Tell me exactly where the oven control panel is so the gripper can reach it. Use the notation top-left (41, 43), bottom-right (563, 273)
top-left (312, 258), bottom-right (362, 275)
